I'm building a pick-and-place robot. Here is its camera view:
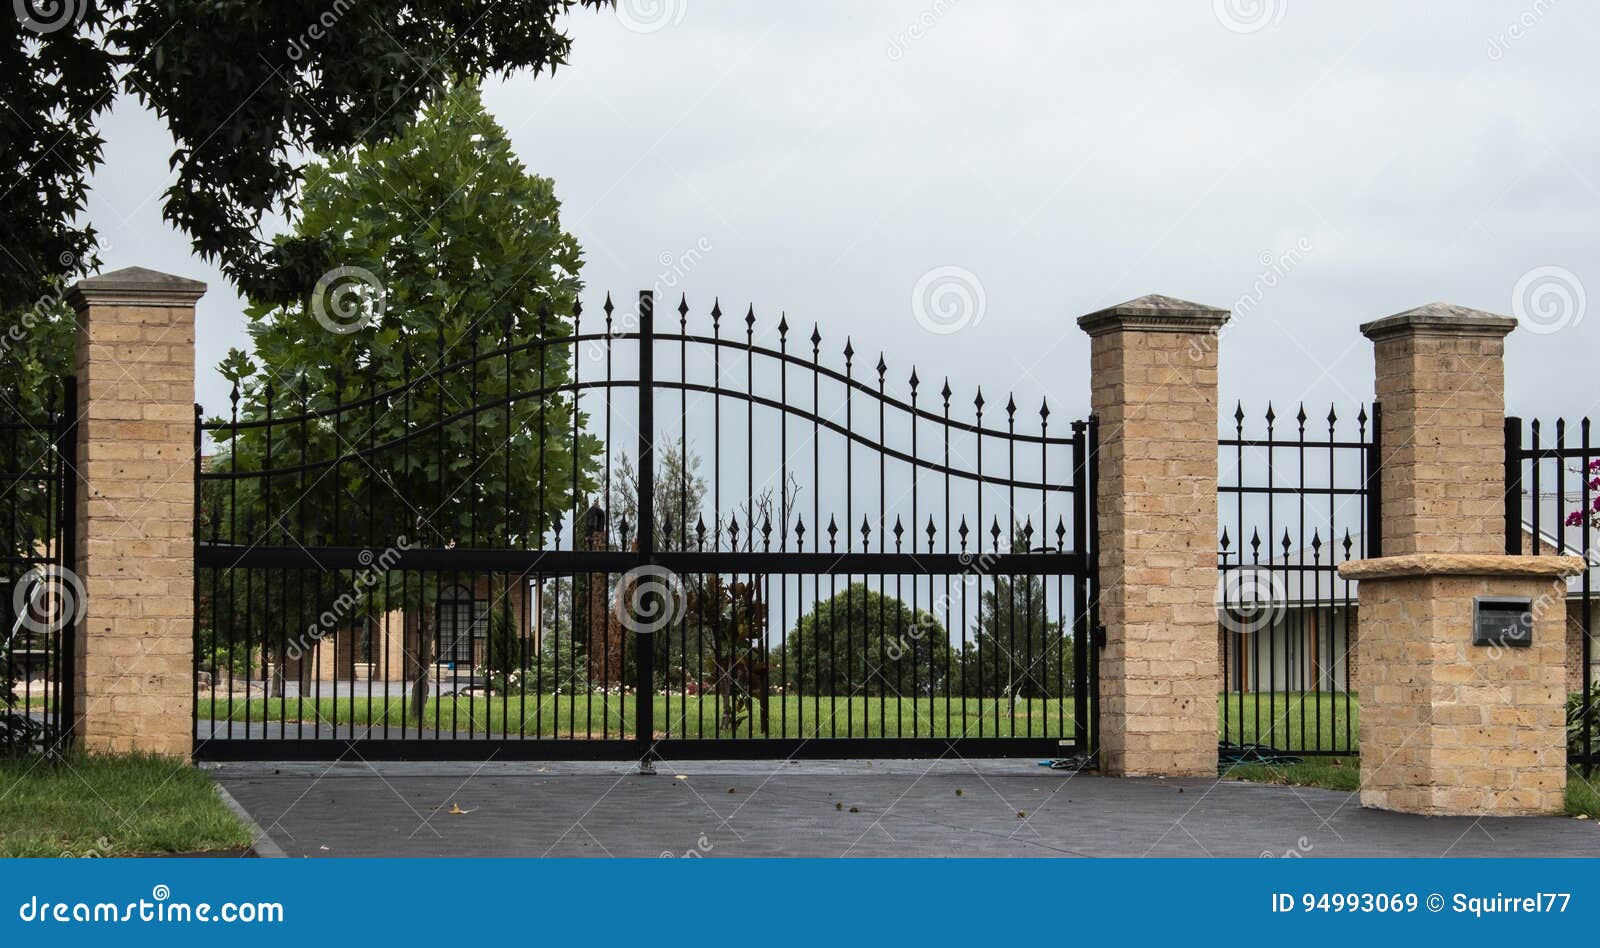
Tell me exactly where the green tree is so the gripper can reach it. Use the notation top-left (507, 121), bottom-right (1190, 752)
top-left (968, 573), bottom-right (1073, 699)
top-left (0, 287), bottom-right (75, 554)
top-left (2, 1), bottom-right (611, 313)
top-left (213, 81), bottom-right (598, 548)
top-left (782, 584), bottom-right (955, 698)
top-left (206, 82), bottom-right (601, 720)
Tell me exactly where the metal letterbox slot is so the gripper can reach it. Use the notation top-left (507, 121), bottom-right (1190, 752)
top-left (1472, 596), bottom-right (1533, 648)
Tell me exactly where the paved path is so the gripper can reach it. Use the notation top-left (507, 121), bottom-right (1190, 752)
top-left (211, 760), bottom-right (1600, 858)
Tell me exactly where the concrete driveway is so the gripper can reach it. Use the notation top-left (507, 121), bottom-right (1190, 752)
top-left (211, 759), bottom-right (1600, 858)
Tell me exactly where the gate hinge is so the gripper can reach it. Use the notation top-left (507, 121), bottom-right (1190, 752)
top-left (1091, 624), bottom-right (1108, 648)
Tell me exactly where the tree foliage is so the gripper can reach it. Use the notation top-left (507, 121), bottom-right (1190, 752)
top-left (782, 584), bottom-right (955, 697)
top-left (210, 81), bottom-right (599, 552)
top-left (967, 572), bottom-right (1072, 699)
top-left (2, 0), bottom-right (610, 313)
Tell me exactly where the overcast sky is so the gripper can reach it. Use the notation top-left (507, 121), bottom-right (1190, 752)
top-left (84, 0), bottom-right (1598, 430)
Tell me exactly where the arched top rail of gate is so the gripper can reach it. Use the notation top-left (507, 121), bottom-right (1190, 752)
top-left (197, 291), bottom-right (1094, 567)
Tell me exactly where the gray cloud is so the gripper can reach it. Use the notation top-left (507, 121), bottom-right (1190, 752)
top-left (79, 0), bottom-right (1598, 424)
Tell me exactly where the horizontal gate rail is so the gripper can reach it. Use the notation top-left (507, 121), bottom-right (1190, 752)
top-left (194, 737), bottom-right (1069, 763)
top-left (196, 544), bottom-right (1086, 576)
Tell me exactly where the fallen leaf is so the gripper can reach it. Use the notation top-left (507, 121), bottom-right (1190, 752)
top-left (1017, 811), bottom-right (1027, 819)
top-left (848, 806), bottom-right (860, 813)
top-left (447, 803), bottom-right (478, 815)
top-left (835, 802), bottom-right (843, 811)
top-left (674, 774), bottom-right (688, 780)
top-left (727, 787), bottom-right (736, 794)
top-left (954, 788), bottom-right (963, 797)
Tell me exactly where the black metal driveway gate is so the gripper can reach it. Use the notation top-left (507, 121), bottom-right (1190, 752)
top-left (0, 377), bottom-right (77, 756)
top-left (194, 292), bottom-right (1097, 762)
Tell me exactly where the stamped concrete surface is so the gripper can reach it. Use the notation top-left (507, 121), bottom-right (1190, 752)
top-left (210, 759), bottom-right (1600, 858)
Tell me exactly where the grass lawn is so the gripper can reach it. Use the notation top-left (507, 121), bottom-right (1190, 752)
top-left (0, 753), bottom-right (252, 857)
top-left (221, 694), bottom-right (1078, 740)
top-left (1225, 757), bottom-right (1600, 819)
top-left (223, 690), bottom-right (1359, 746)
top-left (1219, 692), bottom-right (1358, 752)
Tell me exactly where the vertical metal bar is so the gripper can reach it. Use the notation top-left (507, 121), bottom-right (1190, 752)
top-left (189, 400), bottom-right (202, 752)
top-left (942, 381), bottom-right (952, 736)
top-left (1007, 399), bottom-right (1018, 739)
top-left (1557, 419), bottom-right (1568, 558)
top-left (1531, 420), bottom-right (1542, 555)
top-left (57, 378), bottom-right (78, 748)
top-left (680, 299), bottom-right (691, 737)
top-left (573, 304), bottom-right (586, 741)
top-left (1582, 417), bottom-right (1593, 775)
top-left (1366, 401), bottom-right (1383, 559)
top-left (1263, 405), bottom-right (1275, 748)
top-left (502, 317), bottom-right (513, 741)
top-left (779, 318), bottom-right (789, 740)
top-left (1087, 414), bottom-right (1101, 760)
top-left (636, 291), bottom-right (656, 762)
top-left (1505, 416), bottom-right (1523, 554)
top-left (1071, 419), bottom-right (1088, 752)
top-left (1234, 405), bottom-right (1245, 743)
top-left (1296, 407), bottom-right (1305, 752)
top-left (602, 304), bottom-right (613, 740)
top-left (399, 350), bottom-right (412, 740)
top-left (844, 342), bottom-right (853, 738)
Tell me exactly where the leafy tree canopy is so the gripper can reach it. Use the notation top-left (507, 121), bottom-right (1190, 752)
top-left (782, 583), bottom-right (955, 697)
top-left (210, 80), bottom-right (598, 552)
top-left (2, 0), bottom-right (609, 313)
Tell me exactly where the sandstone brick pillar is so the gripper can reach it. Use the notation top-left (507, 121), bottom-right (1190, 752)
top-left (67, 267), bottom-right (204, 758)
top-left (1079, 295), bottom-right (1229, 777)
top-left (1369, 304), bottom-right (1516, 555)
top-left (1341, 304), bottom-right (1581, 815)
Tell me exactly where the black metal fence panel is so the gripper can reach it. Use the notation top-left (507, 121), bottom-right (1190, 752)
top-left (1505, 416), bottom-right (1597, 772)
top-left (0, 378), bottom-right (77, 756)
top-left (1216, 401), bottom-right (1377, 758)
top-left (195, 293), bottom-right (1096, 761)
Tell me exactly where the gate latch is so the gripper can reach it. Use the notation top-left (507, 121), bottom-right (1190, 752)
top-left (1091, 624), bottom-right (1107, 648)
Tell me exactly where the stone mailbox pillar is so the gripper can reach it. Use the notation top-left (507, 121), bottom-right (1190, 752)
top-left (67, 267), bottom-right (204, 758)
top-left (1079, 294), bottom-right (1230, 777)
top-left (1339, 304), bottom-right (1581, 815)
